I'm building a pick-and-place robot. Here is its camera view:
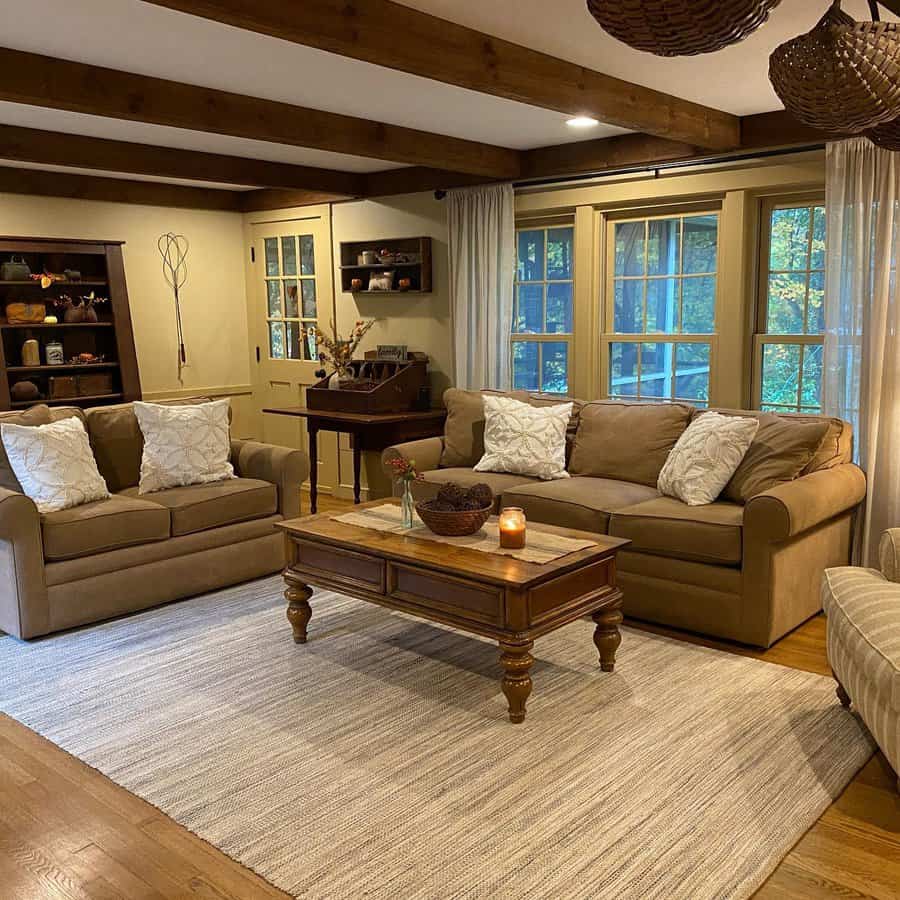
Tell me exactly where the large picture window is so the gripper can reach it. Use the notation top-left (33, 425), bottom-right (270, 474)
top-left (754, 199), bottom-right (825, 413)
top-left (512, 224), bottom-right (574, 393)
top-left (603, 211), bottom-right (719, 405)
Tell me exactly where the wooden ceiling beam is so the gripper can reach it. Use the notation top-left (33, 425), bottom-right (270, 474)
top-left (240, 188), bottom-right (363, 211)
top-left (740, 111), bottom-right (835, 149)
top-left (521, 134), bottom-right (698, 180)
top-left (0, 48), bottom-right (520, 179)
top-left (0, 124), bottom-right (362, 194)
top-left (0, 165), bottom-right (243, 210)
top-left (143, 0), bottom-right (740, 151)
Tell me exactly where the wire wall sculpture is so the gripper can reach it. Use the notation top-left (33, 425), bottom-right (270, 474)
top-left (157, 232), bottom-right (190, 381)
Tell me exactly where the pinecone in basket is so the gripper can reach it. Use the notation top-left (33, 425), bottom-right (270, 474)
top-left (436, 482), bottom-right (469, 509)
top-left (465, 483), bottom-right (494, 509)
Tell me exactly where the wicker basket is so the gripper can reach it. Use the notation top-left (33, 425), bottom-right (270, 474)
top-left (585, 0), bottom-right (781, 57)
top-left (867, 116), bottom-right (900, 151)
top-left (769, 1), bottom-right (900, 134)
top-left (415, 502), bottom-right (492, 537)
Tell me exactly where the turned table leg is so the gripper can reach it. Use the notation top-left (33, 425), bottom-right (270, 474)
top-left (592, 598), bottom-right (623, 673)
top-left (285, 583), bottom-right (313, 644)
top-left (500, 640), bottom-right (534, 724)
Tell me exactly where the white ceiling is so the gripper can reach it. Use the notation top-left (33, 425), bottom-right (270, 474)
top-left (0, 0), bottom-right (891, 187)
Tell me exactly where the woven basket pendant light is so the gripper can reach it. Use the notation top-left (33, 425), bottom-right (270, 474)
top-left (769, 1), bottom-right (900, 135)
top-left (867, 116), bottom-right (900, 151)
top-left (585, 0), bottom-right (783, 57)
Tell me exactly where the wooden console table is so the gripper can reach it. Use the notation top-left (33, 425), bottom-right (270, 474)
top-left (262, 406), bottom-right (447, 513)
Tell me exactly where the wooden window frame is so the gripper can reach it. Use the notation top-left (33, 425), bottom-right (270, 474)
top-left (600, 207), bottom-right (722, 406)
top-left (752, 195), bottom-right (825, 413)
top-left (512, 220), bottom-right (575, 394)
top-left (264, 234), bottom-right (319, 362)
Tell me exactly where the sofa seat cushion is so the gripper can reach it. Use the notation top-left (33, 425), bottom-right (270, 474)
top-left (502, 477), bottom-right (660, 534)
top-left (823, 566), bottom-right (900, 712)
top-left (121, 477), bottom-right (277, 536)
top-left (41, 495), bottom-right (170, 561)
top-left (609, 496), bottom-right (744, 565)
top-left (414, 467), bottom-right (539, 512)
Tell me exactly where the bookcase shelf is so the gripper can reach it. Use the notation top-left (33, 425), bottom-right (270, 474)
top-left (338, 236), bottom-right (432, 294)
top-left (0, 237), bottom-right (141, 410)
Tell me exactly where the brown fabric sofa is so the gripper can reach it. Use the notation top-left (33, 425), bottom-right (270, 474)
top-left (0, 401), bottom-right (308, 640)
top-left (383, 390), bottom-right (866, 648)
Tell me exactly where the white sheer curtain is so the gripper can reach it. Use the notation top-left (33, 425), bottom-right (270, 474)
top-left (824, 137), bottom-right (900, 565)
top-left (447, 183), bottom-right (515, 390)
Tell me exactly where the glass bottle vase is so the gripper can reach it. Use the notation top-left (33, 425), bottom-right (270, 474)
top-left (401, 480), bottom-right (415, 529)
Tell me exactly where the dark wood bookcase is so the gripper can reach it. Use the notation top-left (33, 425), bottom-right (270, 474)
top-left (0, 237), bottom-right (141, 410)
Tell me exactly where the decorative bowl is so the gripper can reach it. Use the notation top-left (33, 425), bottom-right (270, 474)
top-left (415, 501), bottom-right (492, 536)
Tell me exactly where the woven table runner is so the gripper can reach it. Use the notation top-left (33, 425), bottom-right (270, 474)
top-left (332, 504), bottom-right (596, 564)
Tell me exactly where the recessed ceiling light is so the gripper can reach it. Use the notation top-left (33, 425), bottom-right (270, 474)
top-left (566, 116), bottom-right (600, 129)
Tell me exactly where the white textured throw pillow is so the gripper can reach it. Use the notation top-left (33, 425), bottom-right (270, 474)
top-left (134, 399), bottom-right (234, 495)
top-left (658, 412), bottom-right (759, 506)
top-left (474, 395), bottom-right (572, 480)
top-left (0, 415), bottom-right (110, 513)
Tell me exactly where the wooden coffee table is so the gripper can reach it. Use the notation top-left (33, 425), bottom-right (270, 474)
top-left (277, 500), bottom-right (630, 723)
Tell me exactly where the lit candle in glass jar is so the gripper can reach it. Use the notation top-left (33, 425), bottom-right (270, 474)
top-left (498, 507), bottom-right (526, 549)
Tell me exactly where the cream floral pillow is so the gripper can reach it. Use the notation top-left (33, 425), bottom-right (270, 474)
top-left (658, 412), bottom-right (759, 506)
top-left (133, 399), bottom-right (234, 494)
top-left (0, 415), bottom-right (110, 513)
top-left (474, 395), bottom-right (572, 480)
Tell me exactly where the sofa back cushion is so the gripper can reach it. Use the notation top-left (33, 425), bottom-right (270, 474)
top-left (440, 388), bottom-right (584, 468)
top-left (569, 401), bottom-right (693, 487)
top-left (702, 408), bottom-right (851, 474)
top-left (441, 389), bottom-right (526, 468)
top-left (86, 397), bottom-right (213, 493)
top-left (712, 412), bottom-right (830, 503)
top-left (0, 404), bottom-right (52, 492)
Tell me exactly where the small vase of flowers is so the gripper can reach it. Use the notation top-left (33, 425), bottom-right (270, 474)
top-left (302, 318), bottom-right (375, 387)
top-left (388, 456), bottom-right (419, 528)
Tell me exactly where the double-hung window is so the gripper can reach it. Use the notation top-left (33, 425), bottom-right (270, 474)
top-left (512, 224), bottom-right (574, 394)
top-left (754, 199), bottom-right (825, 412)
top-left (603, 211), bottom-right (719, 406)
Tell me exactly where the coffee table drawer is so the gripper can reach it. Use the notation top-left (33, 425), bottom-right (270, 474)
top-left (388, 562), bottom-right (502, 625)
top-left (291, 539), bottom-right (385, 594)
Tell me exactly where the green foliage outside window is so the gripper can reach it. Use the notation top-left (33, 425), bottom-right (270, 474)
top-left (759, 205), bottom-right (825, 412)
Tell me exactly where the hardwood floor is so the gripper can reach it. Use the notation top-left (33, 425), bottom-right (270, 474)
top-left (0, 491), bottom-right (897, 899)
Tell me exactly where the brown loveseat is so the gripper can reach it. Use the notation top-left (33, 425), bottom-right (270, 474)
top-left (383, 389), bottom-right (866, 648)
top-left (0, 401), bottom-right (308, 639)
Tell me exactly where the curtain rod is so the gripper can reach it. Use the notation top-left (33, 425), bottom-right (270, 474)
top-left (512, 144), bottom-right (825, 192)
top-left (432, 144), bottom-right (824, 199)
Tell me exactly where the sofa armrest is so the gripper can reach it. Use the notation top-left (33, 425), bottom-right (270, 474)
top-left (381, 436), bottom-right (445, 483)
top-left (744, 463), bottom-right (866, 543)
top-left (231, 439), bottom-right (310, 520)
top-left (878, 529), bottom-right (900, 582)
top-left (0, 487), bottom-right (49, 639)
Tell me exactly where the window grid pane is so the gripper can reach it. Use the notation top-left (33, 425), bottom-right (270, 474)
top-left (513, 225), bottom-right (573, 393)
top-left (608, 340), bottom-right (710, 404)
top-left (263, 233), bottom-right (320, 360)
top-left (758, 203), bottom-right (825, 412)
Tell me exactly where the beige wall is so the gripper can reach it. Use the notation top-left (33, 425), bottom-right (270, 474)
top-left (330, 192), bottom-right (452, 498)
top-left (0, 192), bottom-right (254, 435)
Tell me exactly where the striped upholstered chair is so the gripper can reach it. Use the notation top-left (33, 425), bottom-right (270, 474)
top-left (823, 530), bottom-right (900, 789)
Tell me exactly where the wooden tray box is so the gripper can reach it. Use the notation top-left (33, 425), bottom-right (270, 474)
top-left (49, 375), bottom-right (78, 400)
top-left (77, 372), bottom-right (115, 396)
top-left (306, 359), bottom-right (428, 414)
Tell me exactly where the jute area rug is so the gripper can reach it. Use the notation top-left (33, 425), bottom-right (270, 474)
top-left (0, 577), bottom-right (873, 900)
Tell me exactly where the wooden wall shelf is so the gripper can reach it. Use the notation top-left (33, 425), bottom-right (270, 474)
top-left (0, 237), bottom-right (140, 411)
top-left (338, 236), bottom-right (432, 294)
